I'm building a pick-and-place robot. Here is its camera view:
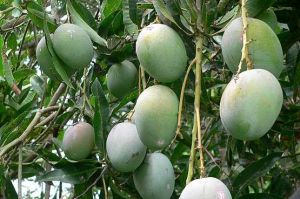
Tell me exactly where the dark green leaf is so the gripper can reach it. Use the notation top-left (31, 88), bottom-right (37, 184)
top-left (4, 178), bottom-right (18, 199)
top-left (239, 193), bottom-right (282, 199)
top-left (30, 75), bottom-right (45, 97)
top-left (246, 0), bottom-right (275, 17)
top-left (0, 35), bottom-right (3, 76)
top-left (233, 152), bottom-right (282, 196)
top-left (27, 1), bottom-right (57, 32)
top-left (92, 78), bottom-right (109, 154)
top-left (122, 0), bottom-right (138, 37)
top-left (36, 163), bottom-right (98, 184)
top-left (102, 0), bottom-right (122, 18)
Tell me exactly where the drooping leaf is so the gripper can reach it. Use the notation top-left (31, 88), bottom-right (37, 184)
top-left (0, 35), bottom-right (3, 76)
top-left (233, 152), bottom-right (283, 196)
top-left (30, 75), bottom-right (45, 97)
top-left (36, 163), bottom-right (98, 184)
top-left (67, 0), bottom-right (107, 46)
top-left (27, 1), bottom-right (57, 32)
top-left (122, 0), bottom-right (138, 37)
top-left (238, 193), bottom-right (282, 199)
top-left (91, 78), bottom-right (109, 154)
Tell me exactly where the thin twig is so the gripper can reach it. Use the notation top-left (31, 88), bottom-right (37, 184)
top-left (17, 20), bottom-right (31, 68)
top-left (0, 106), bottom-right (59, 158)
top-left (175, 59), bottom-right (196, 140)
top-left (35, 111), bottom-right (57, 128)
top-left (140, 66), bottom-right (147, 90)
top-left (102, 176), bottom-right (108, 199)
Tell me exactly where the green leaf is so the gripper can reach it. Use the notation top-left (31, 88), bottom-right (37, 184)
top-left (91, 78), bottom-right (109, 154)
top-left (102, 0), bottom-right (122, 18)
top-left (233, 152), bottom-right (283, 196)
top-left (122, 0), bottom-right (138, 37)
top-left (92, 78), bottom-right (109, 153)
top-left (4, 178), bottom-right (18, 199)
top-left (3, 57), bottom-right (14, 87)
top-left (246, 0), bottom-right (275, 17)
top-left (43, 14), bottom-right (74, 89)
top-left (69, 0), bottom-right (97, 29)
top-left (7, 32), bottom-right (17, 50)
top-left (67, 0), bottom-right (107, 47)
top-left (13, 68), bottom-right (35, 82)
top-left (0, 35), bottom-right (3, 76)
top-left (152, 0), bottom-right (179, 26)
top-left (238, 193), bottom-right (282, 199)
top-left (30, 75), bottom-right (45, 97)
top-left (9, 163), bottom-right (45, 178)
top-left (74, 183), bottom-right (93, 199)
top-left (36, 163), bottom-right (98, 184)
top-left (26, 1), bottom-right (57, 32)
top-left (293, 49), bottom-right (300, 100)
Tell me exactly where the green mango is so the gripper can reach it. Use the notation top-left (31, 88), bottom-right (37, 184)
top-left (107, 60), bottom-right (137, 98)
top-left (36, 36), bottom-right (74, 81)
top-left (62, 122), bottom-right (95, 161)
top-left (133, 152), bottom-right (175, 199)
top-left (134, 85), bottom-right (178, 150)
top-left (106, 122), bottom-right (147, 172)
top-left (220, 69), bottom-right (283, 140)
top-left (53, 23), bottom-right (94, 70)
top-left (136, 24), bottom-right (187, 83)
top-left (180, 177), bottom-right (232, 199)
top-left (221, 17), bottom-right (283, 77)
top-left (256, 9), bottom-right (281, 34)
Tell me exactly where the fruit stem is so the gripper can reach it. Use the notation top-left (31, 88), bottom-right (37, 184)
top-left (236, 0), bottom-right (253, 74)
top-left (175, 58), bottom-right (196, 140)
top-left (195, 35), bottom-right (205, 178)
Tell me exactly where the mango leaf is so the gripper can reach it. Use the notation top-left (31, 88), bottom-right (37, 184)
top-left (122, 0), bottom-right (138, 37)
top-left (4, 179), bottom-right (18, 199)
top-left (246, 0), bottom-right (275, 17)
top-left (238, 193), bottom-right (282, 199)
top-left (30, 75), bottom-right (45, 97)
top-left (27, 1), bottom-right (57, 32)
top-left (13, 68), bottom-right (35, 82)
top-left (36, 163), bottom-right (98, 184)
top-left (0, 35), bottom-right (3, 76)
top-left (3, 56), bottom-right (14, 87)
top-left (74, 183), bottom-right (93, 199)
top-left (43, 14), bottom-right (74, 89)
top-left (152, 0), bottom-right (179, 26)
top-left (91, 78), bottom-right (109, 154)
top-left (68, 0), bottom-right (97, 29)
top-left (102, 0), bottom-right (122, 18)
top-left (293, 51), bottom-right (300, 100)
top-left (233, 152), bottom-right (282, 196)
top-left (9, 163), bottom-right (45, 178)
top-left (67, 0), bottom-right (107, 47)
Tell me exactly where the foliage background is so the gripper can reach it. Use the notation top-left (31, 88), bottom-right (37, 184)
top-left (0, 0), bottom-right (299, 198)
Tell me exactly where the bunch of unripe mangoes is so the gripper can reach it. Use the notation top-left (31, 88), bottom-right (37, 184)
top-left (36, 7), bottom-right (284, 199)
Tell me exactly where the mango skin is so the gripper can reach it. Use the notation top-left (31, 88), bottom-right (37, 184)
top-left (62, 122), bottom-right (95, 161)
top-left (53, 23), bottom-right (94, 70)
top-left (221, 17), bottom-right (283, 77)
top-left (180, 177), bottom-right (232, 199)
top-left (133, 152), bottom-right (175, 199)
top-left (256, 9), bottom-right (281, 34)
top-left (134, 85), bottom-right (179, 150)
top-left (107, 60), bottom-right (137, 98)
top-left (136, 24), bottom-right (187, 83)
top-left (220, 69), bottom-right (283, 141)
top-left (106, 122), bottom-right (147, 172)
top-left (36, 36), bottom-right (75, 81)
